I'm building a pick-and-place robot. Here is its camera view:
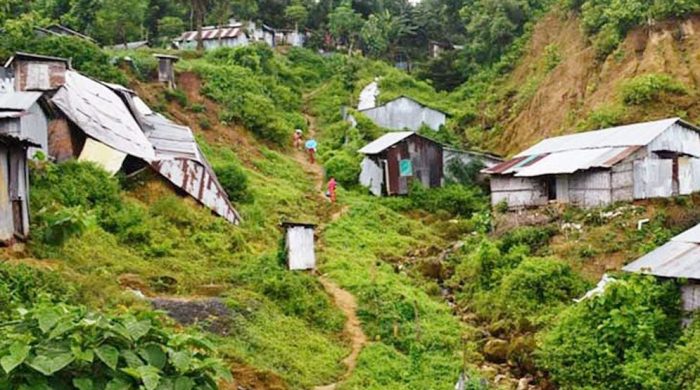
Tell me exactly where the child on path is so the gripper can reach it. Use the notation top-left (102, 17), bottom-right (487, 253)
top-left (293, 129), bottom-right (303, 150)
top-left (305, 139), bottom-right (317, 164)
top-left (327, 177), bottom-right (337, 203)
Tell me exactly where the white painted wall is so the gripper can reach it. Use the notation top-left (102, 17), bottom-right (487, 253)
top-left (286, 226), bottom-right (316, 270)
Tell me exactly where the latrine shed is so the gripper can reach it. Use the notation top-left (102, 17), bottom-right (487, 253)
top-left (154, 54), bottom-right (179, 89)
top-left (282, 222), bottom-right (316, 271)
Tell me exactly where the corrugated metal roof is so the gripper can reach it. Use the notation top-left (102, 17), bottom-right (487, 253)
top-left (107, 86), bottom-right (240, 225)
top-left (624, 223), bottom-right (700, 279)
top-left (514, 147), bottom-right (627, 177)
top-left (52, 71), bottom-right (155, 161)
top-left (515, 118), bottom-right (684, 157)
top-left (178, 25), bottom-right (244, 42)
top-left (359, 131), bottom-right (414, 154)
top-left (0, 111), bottom-right (25, 119)
top-left (0, 92), bottom-right (42, 111)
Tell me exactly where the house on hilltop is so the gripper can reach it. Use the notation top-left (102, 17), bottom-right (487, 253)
top-left (484, 118), bottom-right (700, 209)
top-left (358, 95), bottom-right (447, 132)
top-left (176, 22), bottom-right (249, 50)
top-left (358, 132), bottom-right (501, 196)
top-left (624, 222), bottom-right (700, 315)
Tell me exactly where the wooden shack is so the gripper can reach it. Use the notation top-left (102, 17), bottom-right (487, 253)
top-left (282, 222), bottom-right (316, 270)
top-left (154, 54), bottom-right (179, 89)
top-left (0, 115), bottom-right (38, 243)
top-left (359, 132), bottom-right (443, 196)
top-left (5, 52), bottom-right (70, 92)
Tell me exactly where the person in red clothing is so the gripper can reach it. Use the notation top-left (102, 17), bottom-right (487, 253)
top-left (327, 177), bottom-right (337, 203)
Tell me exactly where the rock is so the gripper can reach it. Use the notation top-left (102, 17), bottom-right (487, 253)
top-left (150, 297), bottom-right (233, 335)
top-left (483, 338), bottom-right (509, 363)
top-left (416, 258), bottom-right (444, 279)
top-left (486, 319), bottom-right (511, 338)
top-left (479, 365), bottom-right (499, 380)
top-left (517, 377), bottom-right (532, 390)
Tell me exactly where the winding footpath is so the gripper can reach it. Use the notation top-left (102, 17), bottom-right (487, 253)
top-left (293, 108), bottom-right (367, 390)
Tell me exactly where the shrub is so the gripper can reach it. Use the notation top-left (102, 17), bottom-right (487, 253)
top-left (213, 162), bottom-right (250, 202)
top-left (0, 302), bottom-right (232, 389)
top-left (621, 74), bottom-right (688, 105)
top-left (537, 275), bottom-right (682, 389)
top-left (323, 150), bottom-right (361, 187)
top-left (164, 88), bottom-right (189, 107)
top-left (499, 225), bottom-right (557, 254)
top-left (495, 258), bottom-right (587, 322)
top-left (409, 182), bottom-right (486, 217)
top-left (0, 263), bottom-right (75, 319)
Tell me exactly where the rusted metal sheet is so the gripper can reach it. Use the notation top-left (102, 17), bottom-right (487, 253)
top-left (106, 85), bottom-right (241, 224)
top-left (153, 159), bottom-right (241, 224)
top-left (52, 71), bottom-right (155, 161)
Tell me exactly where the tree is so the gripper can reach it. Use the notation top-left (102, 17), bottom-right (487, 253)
top-left (94, 0), bottom-right (147, 46)
top-left (285, 0), bottom-right (308, 30)
top-left (328, 1), bottom-right (364, 53)
top-left (158, 16), bottom-right (186, 39)
top-left (179, 0), bottom-right (209, 50)
top-left (230, 0), bottom-right (257, 21)
top-left (360, 10), bottom-right (415, 59)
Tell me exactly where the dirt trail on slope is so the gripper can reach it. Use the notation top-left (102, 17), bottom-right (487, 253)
top-left (295, 101), bottom-right (366, 390)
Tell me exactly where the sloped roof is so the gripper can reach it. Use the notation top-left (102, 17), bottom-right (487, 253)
top-left (623, 223), bottom-right (700, 280)
top-left (515, 118), bottom-right (690, 157)
top-left (5, 52), bottom-right (70, 68)
top-left (359, 95), bottom-right (449, 116)
top-left (485, 118), bottom-right (698, 176)
top-left (359, 131), bottom-right (415, 155)
top-left (52, 70), bottom-right (155, 161)
top-left (178, 25), bottom-right (245, 42)
top-left (0, 92), bottom-right (42, 111)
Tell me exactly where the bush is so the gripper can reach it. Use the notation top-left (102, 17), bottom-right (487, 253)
top-left (621, 74), bottom-right (688, 105)
top-left (409, 182), bottom-right (486, 217)
top-left (0, 302), bottom-right (231, 389)
top-left (323, 150), bottom-right (361, 187)
top-left (537, 275), bottom-right (682, 389)
top-left (495, 258), bottom-right (587, 322)
top-left (164, 88), bottom-right (189, 107)
top-left (0, 263), bottom-right (75, 319)
top-left (499, 225), bottom-right (557, 254)
top-left (213, 161), bottom-right (250, 202)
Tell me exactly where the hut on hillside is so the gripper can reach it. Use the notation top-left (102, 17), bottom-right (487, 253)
top-left (5, 52), bottom-right (71, 92)
top-left (282, 222), bottom-right (316, 270)
top-left (358, 132), bottom-right (502, 196)
top-left (483, 118), bottom-right (700, 210)
top-left (34, 24), bottom-right (95, 42)
top-left (0, 111), bottom-right (40, 243)
top-left (0, 91), bottom-right (48, 157)
top-left (358, 96), bottom-right (447, 132)
top-left (359, 132), bottom-right (443, 196)
top-left (155, 54), bottom-right (179, 89)
top-left (624, 222), bottom-right (700, 317)
top-left (175, 21), bottom-right (249, 50)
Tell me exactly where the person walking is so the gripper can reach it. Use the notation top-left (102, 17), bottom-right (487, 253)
top-left (327, 177), bottom-right (337, 203)
top-left (305, 139), bottom-right (317, 164)
top-left (293, 129), bottom-right (303, 150)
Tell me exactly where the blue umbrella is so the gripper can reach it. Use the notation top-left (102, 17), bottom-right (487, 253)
top-left (305, 139), bottom-right (318, 150)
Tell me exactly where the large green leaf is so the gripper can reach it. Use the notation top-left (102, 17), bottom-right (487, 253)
top-left (73, 377), bottom-right (94, 390)
top-left (139, 344), bottom-right (166, 370)
top-left (105, 377), bottom-right (131, 390)
top-left (121, 350), bottom-right (144, 368)
top-left (174, 377), bottom-right (195, 390)
top-left (0, 342), bottom-right (29, 374)
top-left (138, 366), bottom-right (161, 390)
top-left (125, 319), bottom-right (151, 341)
top-left (27, 352), bottom-right (74, 375)
top-left (95, 344), bottom-right (120, 370)
top-left (169, 350), bottom-right (192, 373)
top-left (35, 308), bottom-right (61, 333)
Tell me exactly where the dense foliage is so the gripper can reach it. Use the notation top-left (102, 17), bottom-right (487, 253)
top-left (0, 302), bottom-right (231, 389)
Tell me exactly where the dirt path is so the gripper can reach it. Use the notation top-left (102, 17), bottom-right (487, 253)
top-left (313, 276), bottom-right (367, 390)
top-left (295, 101), bottom-right (367, 390)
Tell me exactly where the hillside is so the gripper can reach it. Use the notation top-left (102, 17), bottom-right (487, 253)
top-left (467, 10), bottom-right (700, 156)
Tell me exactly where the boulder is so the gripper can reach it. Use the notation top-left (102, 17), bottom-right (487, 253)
top-left (483, 338), bottom-right (509, 363)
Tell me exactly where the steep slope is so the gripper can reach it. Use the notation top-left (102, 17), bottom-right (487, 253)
top-left (471, 11), bottom-right (700, 156)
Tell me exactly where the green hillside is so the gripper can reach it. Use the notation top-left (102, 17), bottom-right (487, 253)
top-left (4, 1), bottom-right (700, 389)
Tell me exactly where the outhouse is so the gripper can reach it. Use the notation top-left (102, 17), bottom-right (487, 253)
top-left (154, 54), bottom-right (179, 89)
top-left (282, 222), bottom-right (316, 270)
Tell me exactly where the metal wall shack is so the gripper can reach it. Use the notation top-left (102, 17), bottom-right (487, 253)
top-left (283, 222), bottom-right (316, 271)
